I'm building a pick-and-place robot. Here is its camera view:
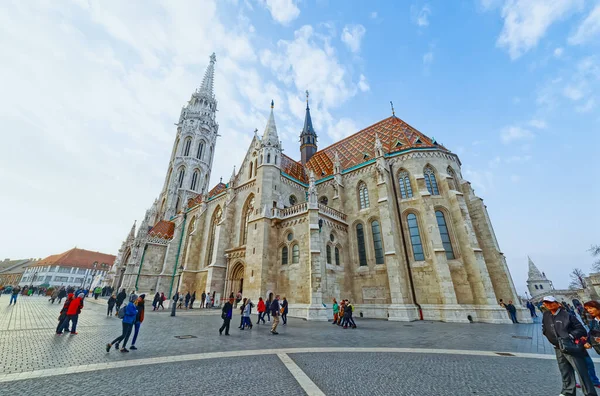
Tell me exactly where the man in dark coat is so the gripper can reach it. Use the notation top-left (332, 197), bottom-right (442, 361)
top-left (115, 289), bottom-right (127, 312)
top-left (506, 300), bottom-right (519, 323)
top-left (542, 295), bottom-right (597, 396)
top-left (219, 297), bottom-right (234, 336)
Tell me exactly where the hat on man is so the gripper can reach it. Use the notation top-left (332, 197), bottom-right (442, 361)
top-left (542, 296), bottom-right (557, 302)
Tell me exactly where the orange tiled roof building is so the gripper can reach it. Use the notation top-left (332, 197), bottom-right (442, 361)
top-left (108, 53), bottom-right (527, 324)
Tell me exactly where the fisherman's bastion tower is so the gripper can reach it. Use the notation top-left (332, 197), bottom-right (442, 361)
top-left (107, 53), bottom-right (529, 324)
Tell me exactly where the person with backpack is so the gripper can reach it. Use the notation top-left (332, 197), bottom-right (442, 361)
top-left (270, 295), bottom-right (281, 335)
top-left (257, 297), bottom-right (266, 324)
top-left (219, 297), bottom-right (234, 335)
top-left (152, 292), bottom-right (160, 311)
top-left (241, 298), bottom-right (253, 330)
top-left (58, 292), bottom-right (84, 335)
top-left (129, 294), bottom-right (145, 350)
top-left (115, 288), bottom-right (127, 312)
top-left (106, 294), bottom-right (138, 353)
top-left (238, 298), bottom-right (247, 329)
top-left (107, 294), bottom-right (117, 316)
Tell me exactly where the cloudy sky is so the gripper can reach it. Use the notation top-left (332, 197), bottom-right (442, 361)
top-left (1, 0), bottom-right (599, 293)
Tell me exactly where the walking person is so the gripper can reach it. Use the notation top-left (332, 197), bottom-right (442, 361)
top-left (50, 289), bottom-right (59, 304)
top-left (8, 286), bottom-right (20, 306)
top-left (257, 297), bottom-right (266, 324)
top-left (345, 300), bottom-right (357, 328)
top-left (219, 296), bottom-right (234, 335)
top-left (270, 295), bottom-right (281, 335)
top-left (115, 288), bottom-right (127, 313)
top-left (106, 294), bottom-right (138, 353)
top-left (542, 296), bottom-right (597, 396)
top-left (58, 292), bottom-right (84, 335)
top-left (177, 292), bottom-right (184, 309)
top-left (189, 292), bottom-right (196, 309)
top-left (201, 291), bottom-right (206, 308)
top-left (107, 294), bottom-right (116, 316)
top-left (265, 295), bottom-right (272, 322)
top-left (338, 300), bottom-right (346, 326)
top-left (57, 287), bottom-right (66, 304)
top-left (238, 298), bottom-right (247, 329)
top-left (205, 293), bottom-right (212, 308)
top-left (281, 297), bottom-right (288, 325)
top-left (152, 292), bottom-right (160, 311)
top-left (526, 301), bottom-right (538, 318)
top-left (506, 300), bottom-right (519, 324)
top-left (235, 291), bottom-right (242, 308)
top-left (332, 298), bottom-right (339, 325)
top-left (130, 294), bottom-right (145, 350)
top-left (241, 298), bottom-right (253, 330)
top-left (184, 292), bottom-right (191, 309)
top-left (56, 293), bottom-right (74, 334)
top-left (158, 292), bottom-right (166, 310)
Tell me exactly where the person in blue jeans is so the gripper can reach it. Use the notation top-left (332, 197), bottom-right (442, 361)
top-left (281, 297), bottom-right (288, 325)
top-left (9, 287), bottom-right (20, 305)
top-left (130, 294), bottom-right (145, 350)
top-left (106, 294), bottom-right (138, 353)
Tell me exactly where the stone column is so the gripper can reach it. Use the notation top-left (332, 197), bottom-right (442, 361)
top-left (306, 201), bottom-right (328, 321)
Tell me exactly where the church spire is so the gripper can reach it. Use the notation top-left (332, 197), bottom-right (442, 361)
top-left (197, 53), bottom-right (216, 97)
top-left (527, 256), bottom-right (545, 281)
top-left (300, 90), bottom-right (318, 165)
top-left (262, 100), bottom-right (280, 146)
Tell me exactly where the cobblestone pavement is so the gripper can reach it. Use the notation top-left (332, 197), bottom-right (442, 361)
top-left (0, 296), bottom-right (590, 395)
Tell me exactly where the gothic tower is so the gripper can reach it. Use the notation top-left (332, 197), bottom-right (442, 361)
top-left (158, 53), bottom-right (219, 220)
top-left (299, 91), bottom-right (317, 165)
top-left (526, 257), bottom-right (553, 297)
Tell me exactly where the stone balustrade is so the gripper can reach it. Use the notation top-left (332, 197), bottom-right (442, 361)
top-left (272, 202), bottom-right (308, 219)
top-left (318, 203), bottom-right (347, 222)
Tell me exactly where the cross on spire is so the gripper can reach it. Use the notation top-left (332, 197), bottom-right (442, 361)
top-left (390, 101), bottom-right (395, 116)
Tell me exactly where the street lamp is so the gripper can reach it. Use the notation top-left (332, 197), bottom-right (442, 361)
top-left (88, 262), bottom-right (98, 292)
top-left (170, 264), bottom-right (185, 317)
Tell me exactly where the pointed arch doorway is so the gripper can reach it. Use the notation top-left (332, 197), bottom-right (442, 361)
top-left (227, 261), bottom-right (245, 298)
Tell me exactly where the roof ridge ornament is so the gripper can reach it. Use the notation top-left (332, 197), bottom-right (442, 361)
top-left (390, 101), bottom-right (395, 117)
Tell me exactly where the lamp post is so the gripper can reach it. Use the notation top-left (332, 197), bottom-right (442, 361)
top-left (170, 264), bottom-right (185, 317)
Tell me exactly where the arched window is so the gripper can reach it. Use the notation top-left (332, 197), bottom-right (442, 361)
top-left (335, 247), bottom-right (340, 266)
top-left (183, 138), bottom-right (192, 156)
top-left (540, 285), bottom-right (544, 290)
top-left (282, 246), bottom-right (288, 265)
top-left (407, 213), bottom-right (424, 261)
top-left (326, 245), bottom-right (332, 264)
top-left (358, 182), bottom-right (370, 209)
top-left (435, 211), bottom-right (455, 259)
top-left (398, 170), bottom-right (413, 199)
top-left (260, 154), bottom-right (263, 164)
top-left (197, 142), bottom-right (204, 160)
top-left (424, 166), bottom-right (439, 195)
top-left (267, 153), bottom-right (271, 164)
top-left (209, 146), bottom-right (213, 162)
top-left (177, 167), bottom-right (185, 188)
top-left (535, 285), bottom-right (539, 290)
top-left (371, 220), bottom-right (384, 264)
top-left (447, 167), bottom-right (458, 191)
top-left (319, 196), bottom-right (328, 206)
top-left (249, 162), bottom-right (253, 179)
top-left (289, 195), bottom-right (297, 206)
top-left (206, 207), bottom-right (222, 267)
top-left (356, 224), bottom-right (367, 266)
top-left (241, 196), bottom-right (255, 245)
top-left (275, 155), bottom-right (278, 165)
top-left (292, 244), bottom-right (299, 264)
top-left (254, 159), bottom-right (258, 176)
top-left (190, 170), bottom-right (199, 191)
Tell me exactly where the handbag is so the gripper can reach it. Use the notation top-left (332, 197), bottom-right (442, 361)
top-left (558, 336), bottom-right (585, 356)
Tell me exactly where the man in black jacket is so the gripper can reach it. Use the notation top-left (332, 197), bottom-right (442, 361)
top-left (219, 297), bottom-right (234, 336)
top-left (542, 295), bottom-right (597, 396)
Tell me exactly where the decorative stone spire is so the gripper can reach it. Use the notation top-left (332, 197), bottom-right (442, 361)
top-left (308, 169), bottom-right (317, 206)
top-left (127, 220), bottom-right (136, 243)
top-left (300, 90), bottom-right (318, 165)
top-left (527, 257), bottom-right (546, 281)
top-left (333, 151), bottom-right (341, 174)
top-left (262, 100), bottom-right (280, 147)
top-left (374, 133), bottom-right (384, 157)
top-left (197, 52), bottom-right (216, 97)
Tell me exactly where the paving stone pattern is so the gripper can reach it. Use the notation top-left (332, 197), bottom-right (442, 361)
top-left (290, 352), bottom-right (560, 396)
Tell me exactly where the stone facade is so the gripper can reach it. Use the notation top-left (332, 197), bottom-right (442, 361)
top-left (110, 53), bottom-right (529, 324)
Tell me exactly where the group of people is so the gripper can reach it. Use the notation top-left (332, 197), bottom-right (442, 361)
top-left (541, 295), bottom-right (600, 396)
top-left (55, 290), bottom-right (84, 335)
top-left (106, 293), bottom-right (145, 353)
top-left (168, 290), bottom-right (216, 310)
top-left (332, 298), bottom-right (357, 329)
top-left (220, 293), bottom-right (288, 336)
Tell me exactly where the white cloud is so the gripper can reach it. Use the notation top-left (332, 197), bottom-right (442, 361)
top-left (370, 11), bottom-right (378, 19)
top-left (576, 97), bottom-right (596, 113)
top-left (423, 51), bottom-right (434, 65)
top-left (358, 74), bottom-right (370, 92)
top-left (341, 24), bottom-right (366, 53)
top-left (500, 126), bottom-right (534, 143)
top-left (462, 168), bottom-right (495, 194)
top-left (528, 119), bottom-right (547, 129)
top-left (563, 85), bottom-right (584, 100)
top-left (496, 0), bottom-right (583, 59)
top-left (261, 0), bottom-right (300, 25)
top-left (553, 47), bottom-right (564, 57)
top-left (328, 118), bottom-right (358, 141)
top-left (416, 5), bottom-right (431, 27)
top-left (569, 4), bottom-right (600, 44)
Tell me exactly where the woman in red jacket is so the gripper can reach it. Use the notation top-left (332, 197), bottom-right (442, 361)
top-left (256, 297), bottom-right (266, 324)
top-left (59, 293), bottom-right (84, 335)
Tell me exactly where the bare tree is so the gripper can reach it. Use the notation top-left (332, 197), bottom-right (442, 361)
top-left (569, 268), bottom-right (587, 290)
top-left (590, 245), bottom-right (600, 272)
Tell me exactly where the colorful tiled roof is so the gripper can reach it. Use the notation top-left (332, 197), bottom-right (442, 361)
top-left (30, 248), bottom-right (116, 270)
top-left (187, 182), bottom-right (228, 208)
top-left (306, 116), bottom-right (448, 178)
top-left (148, 220), bottom-right (175, 239)
top-left (281, 154), bottom-right (308, 183)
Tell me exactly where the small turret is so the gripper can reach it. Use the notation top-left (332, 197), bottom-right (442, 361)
top-left (300, 90), bottom-right (317, 165)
